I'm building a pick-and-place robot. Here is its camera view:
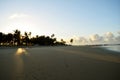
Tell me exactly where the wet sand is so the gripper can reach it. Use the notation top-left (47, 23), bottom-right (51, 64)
top-left (0, 46), bottom-right (120, 80)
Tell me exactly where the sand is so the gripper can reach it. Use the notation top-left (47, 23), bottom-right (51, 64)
top-left (0, 46), bottom-right (120, 80)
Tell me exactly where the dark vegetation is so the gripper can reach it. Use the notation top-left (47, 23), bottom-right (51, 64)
top-left (0, 29), bottom-right (68, 46)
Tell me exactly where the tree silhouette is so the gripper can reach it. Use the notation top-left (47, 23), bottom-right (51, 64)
top-left (13, 29), bottom-right (21, 46)
top-left (0, 29), bottom-right (66, 46)
top-left (2, 34), bottom-right (7, 45)
top-left (70, 39), bottom-right (73, 44)
top-left (28, 32), bottom-right (32, 45)
top-left (0, 32), bottom-right (3, 45)
top-left (7, 33), bottom-right (13, 45)
top-left (24, 32), bottom-right (29, 46)
top-left (28, 32), bottom-right (31, 39)
top-left (51, 34), bottom-right (55, 38)
top-left (61, 39), bottom-right (66, 44)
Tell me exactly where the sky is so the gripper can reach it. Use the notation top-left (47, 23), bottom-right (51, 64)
top-left (0, 0), bottom-right (120, 45)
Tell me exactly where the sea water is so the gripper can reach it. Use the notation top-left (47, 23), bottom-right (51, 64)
top-left (102, 45), bottom-right (120, 52)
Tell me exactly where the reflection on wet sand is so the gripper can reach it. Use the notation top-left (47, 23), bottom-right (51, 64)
top-left (13, 48), bottom-right (28, 79)
top-left (15, 48), bottom-right (28, 56)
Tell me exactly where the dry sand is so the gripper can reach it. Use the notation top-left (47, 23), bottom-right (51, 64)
top-left (0, 46), bottom-right (120, 80)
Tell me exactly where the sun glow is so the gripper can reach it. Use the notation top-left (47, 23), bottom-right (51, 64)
top-left (15, 48), bottom-right (27, 55)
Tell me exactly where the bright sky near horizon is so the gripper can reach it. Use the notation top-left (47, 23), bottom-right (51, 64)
top-left (0, 0), bottom-right (120, 45)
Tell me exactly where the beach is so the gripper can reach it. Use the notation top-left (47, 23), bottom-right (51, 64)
top-left (0, 46), bottom-right (120, 80)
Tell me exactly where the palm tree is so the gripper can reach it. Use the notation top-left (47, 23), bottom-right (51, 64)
top-left (0, 32), bottom-right (3, 45)
top-left (24, 32), bottom-right (29, 46)
top-left (70, 39), bottom-right (73, 45)
top-left (28, 32), bottom-right (31, 39)
top-left (7, 33), bottom-right (13, 45)
top-left (14, 29), bottom-right (21, 46)
top-left (61, 39), bottom-right (66, 45)
top-left (28, 32), bottom-right (31, 45)
top-left (51, 34), bottom-right (55, 38)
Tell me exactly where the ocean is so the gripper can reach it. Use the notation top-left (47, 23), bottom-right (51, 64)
top-left (102, 45), bottom-right (120, 52)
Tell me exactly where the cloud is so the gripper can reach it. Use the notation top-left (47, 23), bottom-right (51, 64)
top-left (72, 36), bottom-right (88, 45)
top-left (8, 13), bottom-right (29, 19)
top-left (89, 34), bottom-right (103, 44)
top-left (105, 32), bottom-right (114, 38)
top-left (78, 37), bottom-right (88, 45)
top-left (104, 32), bottom-right (114, 43)
top-left (89, 34), bottom-right (100, 42)
top-left (72, 31), bottom-right (120, 45)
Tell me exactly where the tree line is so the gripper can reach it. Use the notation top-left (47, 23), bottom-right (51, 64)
top-left (0, 29), bottom-right (72, 46)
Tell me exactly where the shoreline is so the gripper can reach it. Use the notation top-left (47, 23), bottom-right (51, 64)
top-left (0, 45), bottom-right (119, 53)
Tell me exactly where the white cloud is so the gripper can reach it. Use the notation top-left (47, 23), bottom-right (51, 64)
top-left (72, 31), bottom-right (120, 45)
top-left (89, 34), bottom-right (99, 42)
top-left (104, 32), bottom-right (115, 43)
top-left (89, 34), bottom-right (104, 44)
top-left (105, 32), bottom-right (114, 38)
top-left (8, 13), bottom-right (29, 19)
top-left (78, 37), bottom-right (88, 45)
top-left (71, 36), bottom-right (88, 45)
